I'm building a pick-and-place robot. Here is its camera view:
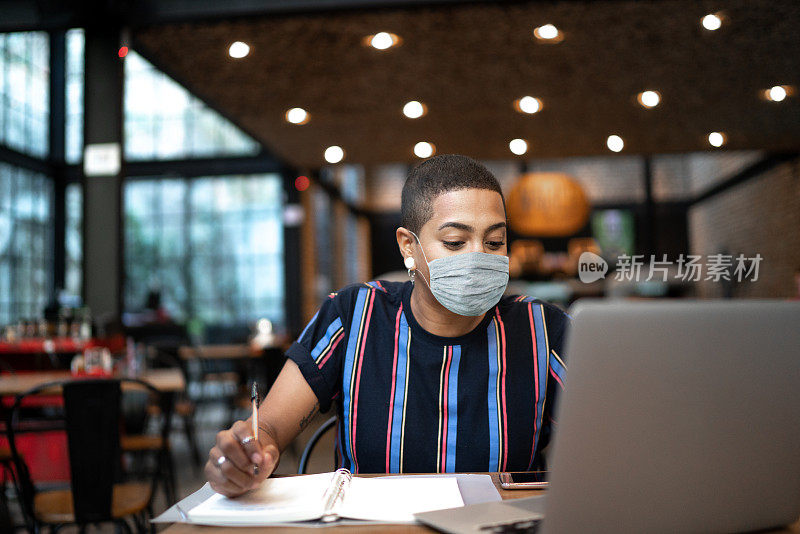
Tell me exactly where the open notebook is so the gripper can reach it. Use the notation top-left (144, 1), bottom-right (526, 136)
top-left (188, 469), bottom-right (465, 525)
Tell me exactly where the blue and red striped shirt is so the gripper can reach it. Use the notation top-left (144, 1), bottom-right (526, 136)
top-left (286, 280), bottom-right (569, 474)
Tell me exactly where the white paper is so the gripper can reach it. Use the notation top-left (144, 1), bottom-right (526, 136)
top-left (186, 472), bottom-right (464, 526)
top-left (188, 473), bottom-right (332, 525)
top-left (339, 477), bottom-right (464, 523)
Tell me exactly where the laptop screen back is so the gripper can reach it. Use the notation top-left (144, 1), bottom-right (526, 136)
top-left (542, 300), bottom-right (800, 534)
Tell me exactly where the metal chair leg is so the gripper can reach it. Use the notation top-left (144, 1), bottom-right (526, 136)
top-left (131, 511), bottom-right (143, 533)
top-left (135, 509), bottom-right (151, 534)
top-left (159, 447), bottom-right (177, 505)
top-left (183, 411), bottom-right (202, 468)
top-left (115, 518), bottom-right (133, 534)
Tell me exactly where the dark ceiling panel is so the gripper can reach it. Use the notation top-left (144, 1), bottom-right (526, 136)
top-left (133, 0), bottom-right (800, 167)
top-left (129, 0), bottom-right (491, 25)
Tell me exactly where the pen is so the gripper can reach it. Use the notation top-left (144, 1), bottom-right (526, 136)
top-left (251, 382), bottom-right (259, 441)
top-left (251, 382), bottom-right (259, 475)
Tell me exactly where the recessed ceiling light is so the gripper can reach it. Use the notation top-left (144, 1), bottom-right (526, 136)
top-left (514, 96), bottom-right (543, 114)
top-left (367, 32), bottom-right (401, 50)
top-left (414, 142), bottom-right (435, 158)
top-left (607, 135), bottom-right (624, 153)
top-left (708, 132), bottom-right (726, 148)
top-left (403, 101), bottom-right (427, 119)
top-left (701, 13), bottom-right (723, 31)
top-left (533, 24), bottom-right (562, 42)
top-left (228, 41), bottom-right (250, 59)
top-left (509, 139), bottom-right (528, 155)
top-left (637, 90), bottom-right (661, 108)
top-left (766, 85), bottom-right (788, 102)
top-left (285, 107), bottom-right (309, 125)
top-left (324, 146), bottom-right (344, 164)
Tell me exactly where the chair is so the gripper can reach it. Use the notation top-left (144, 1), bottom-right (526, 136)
top-left (0, 369), bottom-right (68, 532)
top-left (0, 445), bottom-right (20, 531)
top-left (297, 416), bottom-right (337, 474)
top-left (5, 378), bottom-right (172, 533)
top-left (120, 342), bottom-right (196, 499)
top-left (125, 328), bottom-right (202, 472)
top-left (117, 361), bottom-right (179, 506)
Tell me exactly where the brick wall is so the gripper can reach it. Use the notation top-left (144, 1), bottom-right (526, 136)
top-left (689, 157), bottom-right (800, 298)
top-left (518, 156), bottom-right (647, 203)
top-left (685, 151), bottom-right (765, 196)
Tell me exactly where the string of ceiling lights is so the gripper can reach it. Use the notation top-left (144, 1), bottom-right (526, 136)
top-left (225, 11), bottom-right (794, 164)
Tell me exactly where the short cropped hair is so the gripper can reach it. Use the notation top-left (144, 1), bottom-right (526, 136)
top-left (401, 154), bottom-right (506, 235)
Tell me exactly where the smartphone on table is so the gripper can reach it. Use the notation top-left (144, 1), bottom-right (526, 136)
top-left (498, 471), bottom-right (549, 489)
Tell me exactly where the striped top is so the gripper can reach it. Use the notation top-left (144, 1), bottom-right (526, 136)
top-left (286, 280), bottom-right (569, 474)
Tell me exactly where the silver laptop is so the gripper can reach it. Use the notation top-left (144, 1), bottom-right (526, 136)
top-left (417, 300), bottom-right (800, 533)
top-left (543, 300), bottom-right (800, 534)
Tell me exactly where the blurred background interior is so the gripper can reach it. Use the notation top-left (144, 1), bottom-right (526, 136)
top-left (0, 0), bottom-right (798, 531)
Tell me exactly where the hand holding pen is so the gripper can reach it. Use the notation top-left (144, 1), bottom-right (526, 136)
top-left (206, 381), bottom-right (280, 497)
top-left (251, 383), bottom-right (259, 474)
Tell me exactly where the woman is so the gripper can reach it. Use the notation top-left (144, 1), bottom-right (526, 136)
top-left (206, 154), bottom-right (569, 497)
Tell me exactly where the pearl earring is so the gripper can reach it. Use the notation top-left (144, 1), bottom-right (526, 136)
top-left (404, 256), bottom-right (416, 282)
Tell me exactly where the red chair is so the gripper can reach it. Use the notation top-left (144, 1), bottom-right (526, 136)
top-left (6, 378), bottom-right (173, 533)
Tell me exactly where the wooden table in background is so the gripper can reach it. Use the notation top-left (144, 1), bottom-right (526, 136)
top-left (177, 338), bottom-right (290, 361)
top-left (177, 342), bottom-right (289, 403)
top-left (178, 344), bottom-right (258, 361)
top-left (0, 368), bottom-right (185, 396)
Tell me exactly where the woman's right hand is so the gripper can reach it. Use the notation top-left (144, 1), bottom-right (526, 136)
top-left (203, 359), bottom-right (320, 497)
top-left (205, 419), bottom-right (280, 498)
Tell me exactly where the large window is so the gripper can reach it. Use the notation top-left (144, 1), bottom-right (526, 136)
top-left (65, 182), bottom-right (82, 300)
top-left (0, 32), bottom-right (52, 325)
top-left (124, 175), bottom-right (284, 326)
top-left (0, 163), bottom-right (53, 324)
top-left (65, 29), bottom-right (84, 164)
top-left (0, 29), bottom-right (278, 326)
top-left (312, 185), bottom-right (333, 302)
top-left (318, 165), bottom-right (367, 289)
top-left (66, 33), bottom-right (260, 163)
top-left (0, 32), bottom-right (49, 158)
top-left (124, 51), bottom-right (260, 161)
top-left (339, 165), bottom-right (365, 284)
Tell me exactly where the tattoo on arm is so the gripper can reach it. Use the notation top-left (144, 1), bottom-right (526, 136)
top-left (299, 402), bottom-right (320, 431)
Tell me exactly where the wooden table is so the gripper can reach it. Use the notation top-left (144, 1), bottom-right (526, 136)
top-left (178, 338), bottom-right (290, 361)
top-left (178, 344), bottom-right (259, 361)
top-left (0, 368), bottom-right (185, 396)
top-left (177, 343), bottom-right (288, 410)
top-left (158, 472), bottom-right (800, 534)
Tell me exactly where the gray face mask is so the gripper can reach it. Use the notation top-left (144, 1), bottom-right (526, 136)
top-left (410, 231), bottom-right (510, 317)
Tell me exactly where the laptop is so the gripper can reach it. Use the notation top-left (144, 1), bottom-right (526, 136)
top-left (417, 300), bottom-right (800, 533)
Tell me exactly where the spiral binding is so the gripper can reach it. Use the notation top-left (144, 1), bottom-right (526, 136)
top-left (320, 468), bottom-right (353, 522)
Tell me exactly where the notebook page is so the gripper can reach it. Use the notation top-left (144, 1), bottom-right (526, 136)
top-left (187, 472), bottom-right (333, 525)
top-left (338, 477), bottom-right (464, 522)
